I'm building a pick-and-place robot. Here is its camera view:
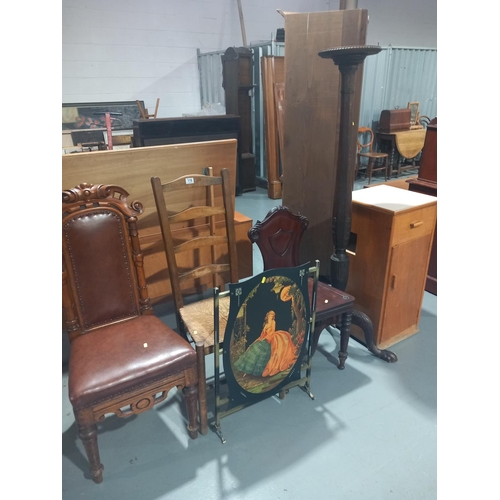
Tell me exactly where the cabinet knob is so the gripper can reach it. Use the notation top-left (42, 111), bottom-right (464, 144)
top-left (390, 275), bottom-right (396, 289)
top-left (410, 220), bottom-right (423, 229)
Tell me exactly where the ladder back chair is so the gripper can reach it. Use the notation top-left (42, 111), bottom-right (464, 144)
top-left (248, 205), bottom-right (355, 369)
top-left (62, 183), bottom-right (199, 484)
top-left (151, 168), bottom-right (239, 434)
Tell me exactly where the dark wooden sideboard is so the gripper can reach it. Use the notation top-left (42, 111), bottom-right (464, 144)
top-left (407, 120), bottom-right (437, 295)
top-left (132, 114), bottom-right (246, 195)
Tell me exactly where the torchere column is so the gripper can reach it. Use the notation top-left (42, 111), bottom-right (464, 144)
top-left (318, 46), bottom-right (397, 363)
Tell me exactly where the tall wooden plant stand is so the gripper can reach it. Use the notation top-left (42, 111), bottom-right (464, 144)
top-left (318, 46), bottom-right (397, 363)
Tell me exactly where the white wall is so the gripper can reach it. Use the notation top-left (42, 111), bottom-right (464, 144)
top-left (62, 0), bottom-right (436, 117)
top-left (359, 0), bottom-right (436, 48)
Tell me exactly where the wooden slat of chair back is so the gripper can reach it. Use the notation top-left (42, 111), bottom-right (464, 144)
top-left (169, 205), bottom-right (225, 224)
top-left (160, 173), bottom-right (223, 192)
top-left (175, 235), bottom-right (228, 253)
top-left (179, 263), bottom-right (231, 283)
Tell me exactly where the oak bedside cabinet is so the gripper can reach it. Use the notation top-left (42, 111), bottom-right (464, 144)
top-left (346, 185), bottom-right (437, 349)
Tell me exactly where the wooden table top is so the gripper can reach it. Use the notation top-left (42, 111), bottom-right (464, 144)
top-left (377, 129), bottom-right (427, 159)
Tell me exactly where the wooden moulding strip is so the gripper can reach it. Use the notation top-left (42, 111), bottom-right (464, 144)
top-left (261, 56), bottom-right (281, 200)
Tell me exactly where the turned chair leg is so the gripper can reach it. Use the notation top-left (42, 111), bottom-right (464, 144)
top-left (182, 383), bottom-right (199, 440)
top-left (337, 311), bottom-right (352, 370)
top-left (195, 342), bottom-right (208, 435)
top-left (75, 409), bottom-right (104, 484)
top-left (367, 158), bottom-right (374, 185)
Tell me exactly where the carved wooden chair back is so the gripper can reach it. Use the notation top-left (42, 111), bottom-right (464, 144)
top-left (62, 183), bottom-right (201, 483)
top-left (151, 168), bottom-right (239, 432)
top-left (248, 206), bottom-right (355, 369)
top-left (248, 205), bottom-right (308, 270)
top-left (356, 127), bottom-right (389, 185)
top-left (357, 126), bottom-right (376, 154)
top-left (418, 115), bottom-right (431, 128)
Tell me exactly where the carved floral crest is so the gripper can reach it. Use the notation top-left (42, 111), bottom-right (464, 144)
top-left (62, 183), bottom-right (143, 216)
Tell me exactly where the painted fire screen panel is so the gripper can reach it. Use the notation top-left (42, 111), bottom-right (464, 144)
top-left (222, 263), bottom-right (311, 409)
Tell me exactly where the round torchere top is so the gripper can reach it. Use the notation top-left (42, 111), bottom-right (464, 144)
top-left (318, 45), bottom-right (382, 66)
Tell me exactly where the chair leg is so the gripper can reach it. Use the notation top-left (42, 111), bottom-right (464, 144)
top-left (75, 408), bottom-right (104, 484)
top-left (182, 382), bottom-right (199, 440)
top-left (337, 311), bottom-right (352, 370)
top-left (195, 342), bottom-right (208, 435)
top-left (367, 159), bottom-right (373, 185)
top-left (384, 157), bottom-right (389, 181)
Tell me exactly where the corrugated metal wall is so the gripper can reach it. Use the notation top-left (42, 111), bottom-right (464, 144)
top-left (359, 46), bottom-right (437, 129)
top-left (198, 44), bottom-right (437, 181)
top-left (197, 48), bottom-right (226, 108)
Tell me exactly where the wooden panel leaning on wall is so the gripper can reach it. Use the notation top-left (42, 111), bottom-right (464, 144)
top-left (261, 55), bottom-right (285, 200)
top-left (281, 9), bottom-right (368, 276)
top-left (62, 139), bottom-right (253, 303)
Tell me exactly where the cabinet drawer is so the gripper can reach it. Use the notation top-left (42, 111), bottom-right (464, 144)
top-left (392, 205), bottom-right (436, 245)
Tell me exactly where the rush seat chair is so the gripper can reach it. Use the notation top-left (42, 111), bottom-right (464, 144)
top-left (151, 168), bottom-right (239, 434)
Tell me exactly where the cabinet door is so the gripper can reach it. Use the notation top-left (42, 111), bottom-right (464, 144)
top-left (379, 234), bottom-right (432, 346)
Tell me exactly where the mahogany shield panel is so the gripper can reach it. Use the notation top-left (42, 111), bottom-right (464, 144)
top-left (222, 263), bottom-right (311, 409)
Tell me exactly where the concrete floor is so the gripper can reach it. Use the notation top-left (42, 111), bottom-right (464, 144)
top-left (62, 170), bottom-right (437, 499)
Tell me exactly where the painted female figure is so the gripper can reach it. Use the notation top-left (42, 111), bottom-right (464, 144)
top-left (234, 310), bottom-right (297, 377)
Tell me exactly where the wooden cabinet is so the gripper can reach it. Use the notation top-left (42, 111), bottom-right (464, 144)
top-left (346, 185), bottom-right (437, 348)
top-left (407, 121), bottom-right (437, 295)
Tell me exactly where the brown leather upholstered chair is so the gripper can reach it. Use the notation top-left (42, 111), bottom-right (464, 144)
top-left (62, 183), bottom-right (200, 484)
top-left (248, 206), bottom-right (355, 369)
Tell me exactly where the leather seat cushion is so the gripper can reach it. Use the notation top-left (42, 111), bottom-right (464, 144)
top-left (69, 315), bottom-right (196, 409)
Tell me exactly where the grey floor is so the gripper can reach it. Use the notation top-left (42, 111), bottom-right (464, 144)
top-left (62, 169), bottom-right (437, 499)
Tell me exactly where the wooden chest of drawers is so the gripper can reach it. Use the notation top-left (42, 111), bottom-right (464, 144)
top-left (346, 185), bottom-right (437, 348)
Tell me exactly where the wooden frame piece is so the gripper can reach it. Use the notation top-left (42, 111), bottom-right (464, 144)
top-left (136, 98), bottom-right (160, 119)
top-left (274, 82), bottom-right (285, 183)
top-left (407, 101), bottom-right (420, 128)
top-left (261, 56), bottom-right (285, 199)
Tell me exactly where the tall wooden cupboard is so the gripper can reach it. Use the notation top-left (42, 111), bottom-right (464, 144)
top-left (346, 185), bottom-right (437, 348)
